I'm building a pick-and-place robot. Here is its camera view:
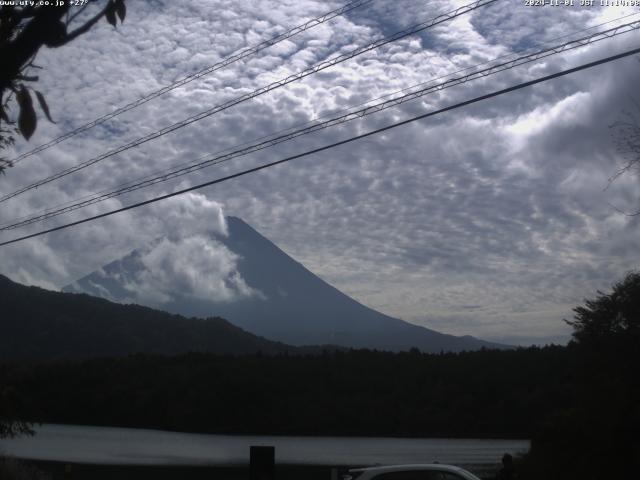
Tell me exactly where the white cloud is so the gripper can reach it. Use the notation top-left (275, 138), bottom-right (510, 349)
top-left (125, 234), bottom-right (261, 305)
top-left (149, 193), bottom-right (228, 238)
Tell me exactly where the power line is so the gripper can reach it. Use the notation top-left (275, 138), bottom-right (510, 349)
top-left (1, 45), bottom-right (638, 248)
top-left (8, 0), bottom-right (376, 165)
top-left (3, 13), bottom-right (638, 231)
top-left (5, 6), bottom-right (637, 232)
top-left (0, 0), bottom-right (499, 204)
top-left (3, 18), bottom-right (638, 231)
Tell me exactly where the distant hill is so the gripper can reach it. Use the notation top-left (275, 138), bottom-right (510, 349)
top-left (64, 216), bottom-right (508, 352)
top-left (0, 274), bottom-right (296, 361)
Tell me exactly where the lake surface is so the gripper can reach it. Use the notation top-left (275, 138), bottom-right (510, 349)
top-left (0, 424), bottom-right (529, 466)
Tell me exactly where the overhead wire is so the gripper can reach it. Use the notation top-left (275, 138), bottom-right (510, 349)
top-left (2, 18), bottom-right (639, 231)
top-left (0, 0), bottom-right (499, 204)
top-left (3, 7), bottom-right (635, 230)
top-left (2, 10), bottom-right (638, 229)
top-left (8, 0), bottom-right (376, 165)
top-left (35, 7), bottom-right (640, 217)
top-left (1, 45), bottom-right (639, 247)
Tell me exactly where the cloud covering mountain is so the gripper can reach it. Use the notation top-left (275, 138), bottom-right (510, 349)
top-left (64, 216), bottom-right (505, 352)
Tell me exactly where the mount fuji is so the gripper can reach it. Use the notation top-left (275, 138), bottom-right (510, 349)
top-left (63, 216), bottom-right (506, 352)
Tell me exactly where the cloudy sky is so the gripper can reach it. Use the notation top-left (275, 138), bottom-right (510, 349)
top-left (1, 0), bottom-right (639, 345)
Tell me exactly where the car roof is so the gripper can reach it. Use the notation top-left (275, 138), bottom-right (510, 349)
top-left (349, 464), bottom-right (468, 474)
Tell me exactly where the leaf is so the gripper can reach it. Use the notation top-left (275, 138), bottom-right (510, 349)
top-left (115, 0), bottom-right (126, 22)
top-left (35, 91), bottom-right (56, 124)
top-left (16, 86), bottom-right (36, 140)
top-left (105, 1), bottom-right (117, 27)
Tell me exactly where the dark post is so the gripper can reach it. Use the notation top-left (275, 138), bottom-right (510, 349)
top-left (250, 445), bottom-right (275, 480)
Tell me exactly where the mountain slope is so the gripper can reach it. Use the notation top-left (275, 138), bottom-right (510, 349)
top-left (0, 274), bottom-right (294, 361)
top-left (64, 217), bottom-right (507, 352)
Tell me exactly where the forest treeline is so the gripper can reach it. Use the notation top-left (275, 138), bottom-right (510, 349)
top-left (1, 346), bottom-right (570, 439)
top-left (0, 274), bottom-right (298, 361)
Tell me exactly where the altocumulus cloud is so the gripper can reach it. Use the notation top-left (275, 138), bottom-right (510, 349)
top-left (0, 0), bottom-right (639, 345)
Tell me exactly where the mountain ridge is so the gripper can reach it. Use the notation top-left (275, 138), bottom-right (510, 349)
top-left (0, 273), bottom-right (302, 361)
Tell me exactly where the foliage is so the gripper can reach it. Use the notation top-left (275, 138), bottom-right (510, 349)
top-left (566, 271), bottom-right (640, 344)
top-left (521, 273), bottom-right (640, 479)
top-left (0, 1), bottom-right (126, 174)
top-left (0, 457), bottom-right (50, 480)
top-left (0, 109), bottom-right (16, 175)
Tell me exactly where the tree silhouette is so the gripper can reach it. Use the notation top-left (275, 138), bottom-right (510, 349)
top-left (566, 271), bottom-right (640, 344)
top-left (522, 272), bottom-right (640, 479)
top-left (0, 0), bottom-right (126, 174)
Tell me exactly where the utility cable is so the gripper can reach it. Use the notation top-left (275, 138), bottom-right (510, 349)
top-left (8, 0), bottom-right (376, 164)
top-left (0, 0), bottom-right (499, 204)
top-left (2, 19), bottom-right (638, 231)
top-left (1, 44), bottom-right (638, 247)
top-left (5, 7), bottom-right (636, 229)
top-left (2, 11), bottom-right (637, 228)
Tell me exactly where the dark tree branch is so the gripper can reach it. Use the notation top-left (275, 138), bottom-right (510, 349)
top-left (0, 6), bottom-right (69, 92)
top-left (15, 75), bottom-right (39, 82)
top-left (0, 1), bottom-right (125, 158)
top-left (19, 52), bottom-right (39, 73)
top-left (607, 98), bottom-right (640, 215)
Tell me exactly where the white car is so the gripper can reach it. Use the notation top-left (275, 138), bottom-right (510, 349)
top-left (344, 464), bottom-right (483, 480)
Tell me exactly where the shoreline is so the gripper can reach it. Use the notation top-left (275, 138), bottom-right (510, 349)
top-left (21, 421), bottom-right (532, 441)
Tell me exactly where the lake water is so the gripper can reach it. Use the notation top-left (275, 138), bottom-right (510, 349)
top-left (0, 424), bottom-right (529, 467)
